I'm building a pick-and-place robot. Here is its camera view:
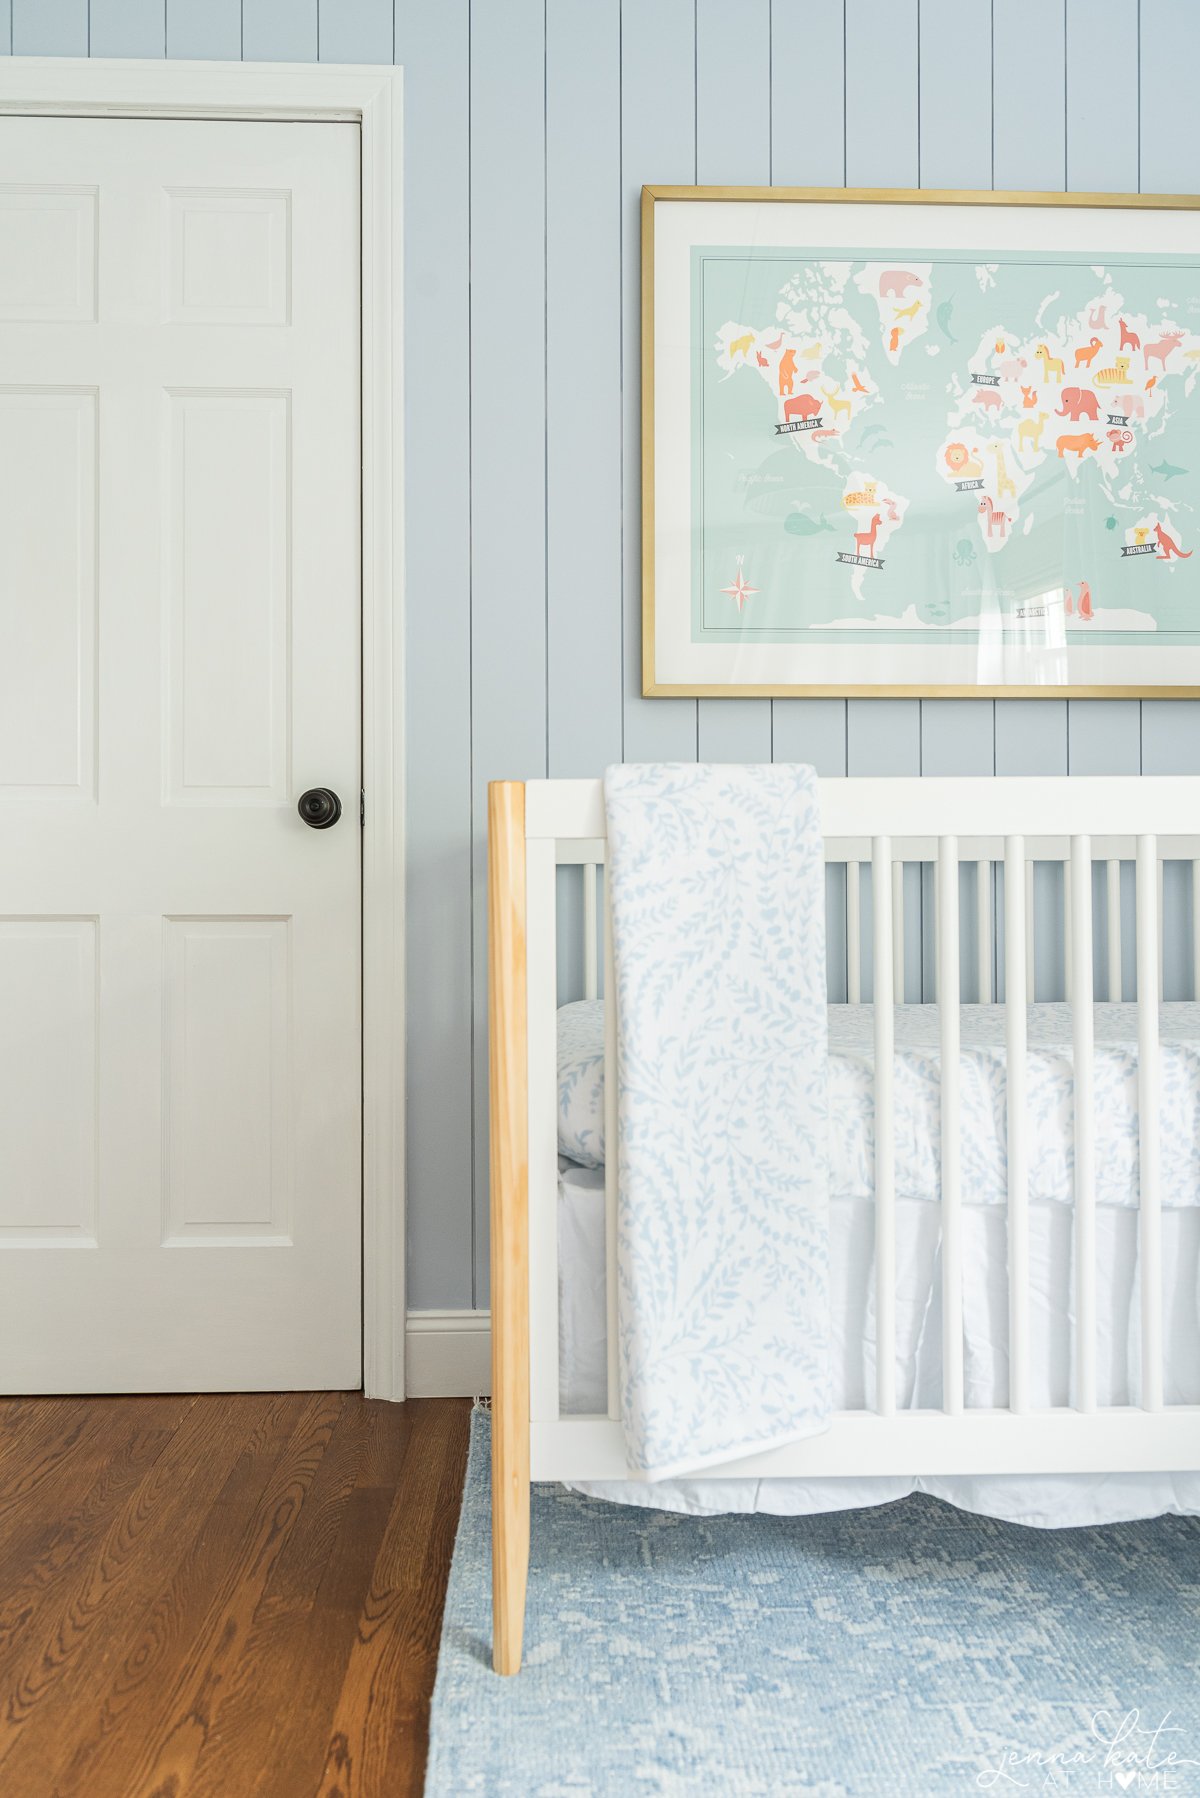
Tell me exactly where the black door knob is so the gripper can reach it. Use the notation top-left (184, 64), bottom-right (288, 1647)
top-left (297, 787), bottom-right (342, 829)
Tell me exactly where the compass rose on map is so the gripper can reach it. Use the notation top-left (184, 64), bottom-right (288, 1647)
top-left (721, 557), bottom-right (759, 612)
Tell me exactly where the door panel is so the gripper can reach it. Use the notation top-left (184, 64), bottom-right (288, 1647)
top-left (0, 116), bottom-right (362, 1392)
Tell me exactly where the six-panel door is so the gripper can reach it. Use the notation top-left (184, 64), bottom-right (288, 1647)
top-left (0, 116), bottom-right (363, 1391)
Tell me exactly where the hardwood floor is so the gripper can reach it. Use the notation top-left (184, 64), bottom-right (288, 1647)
top-left (0, 1393), bottom-right (472, 1798)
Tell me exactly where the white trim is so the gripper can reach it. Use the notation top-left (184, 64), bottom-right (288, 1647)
top-left (0, 57), bottom-right (406, 1401)
top-left (406, 1311), bottom-right (492, 1399)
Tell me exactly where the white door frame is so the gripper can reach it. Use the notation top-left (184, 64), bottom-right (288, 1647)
top-left (0, 57), bottom-right (407, 1400)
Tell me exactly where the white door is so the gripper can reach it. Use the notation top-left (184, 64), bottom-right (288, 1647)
top-left (0, 116), bottom-right (362, 1391)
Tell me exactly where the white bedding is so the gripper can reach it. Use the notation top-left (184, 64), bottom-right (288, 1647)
top-left (559, 999), bottom-right (1200, 1208)
top-left (555, 1165), bottom-right (1200, 1526)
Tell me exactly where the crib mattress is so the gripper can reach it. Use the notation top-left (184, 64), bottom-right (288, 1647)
top-left (556, 1162), bottom-right (1200, 1525)
top-left (557, 1000), bottom-right (1200, 1207)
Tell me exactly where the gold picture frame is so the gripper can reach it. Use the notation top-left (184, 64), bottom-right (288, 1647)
top-left (642, 184), bottom-right (1200, 699)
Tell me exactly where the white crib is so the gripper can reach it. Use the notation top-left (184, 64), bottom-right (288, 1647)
top-left (487, 774), bottom-right (1200, 1673)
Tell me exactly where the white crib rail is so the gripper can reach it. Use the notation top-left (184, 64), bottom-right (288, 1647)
top-left (518, 777), bottom-right (1200, 1484)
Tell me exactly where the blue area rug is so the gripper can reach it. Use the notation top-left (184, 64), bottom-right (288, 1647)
top-left (426, 1409), bottom-right (1200, 1796)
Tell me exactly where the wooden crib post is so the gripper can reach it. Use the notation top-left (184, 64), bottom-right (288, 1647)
top-left (487, 780), bottom-right (531, 1675)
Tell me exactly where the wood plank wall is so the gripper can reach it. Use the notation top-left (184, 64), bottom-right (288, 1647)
top-left (8, 0), bottom-right (1200, 1309)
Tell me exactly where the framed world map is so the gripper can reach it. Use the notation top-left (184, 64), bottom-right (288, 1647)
top-left (642, 186), bottom-right (1200, 697)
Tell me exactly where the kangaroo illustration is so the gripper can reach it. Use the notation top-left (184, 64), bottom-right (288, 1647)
top-left (1021, 384), bottom-right (1039, 408)
top-left (1017, 411), bottom-right (1049, 454)
top-left (822, 385), bottom-right (853, 423)
top-left (1119, 317), bottom-right (1141, 352)
top-left (853, 513), bottom-right (882, 557)
top-left (1156, 522), bottom-right (1193, 559)
top-left (989, 441), bottom-right (1017, 500)
top-left (1074, 336), bottom-right (1104, 369)
top-left (978, 495), bottom-right (1008, 539)
top-left (1035, 344), bottom-right (1065, 383)
top-left (777, 347), bottom-right (797, 395)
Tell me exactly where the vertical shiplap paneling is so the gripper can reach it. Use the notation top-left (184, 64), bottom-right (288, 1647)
top-left (546, 0), bottom-right (622, 778)
top-left (621, 0), bottom-right (698, 760)
top-left (770, 0), bottom-right (848, 775)
top-left (469, 0), bottom-right (547, 1301)
top-left (1143, 705), bottom-right (1200, 998)
top-left (242, 0), bottom-right (317, 62)
top-left (89, 0), bottom-right (165, 56)
top-left (317, 0), bottom-right (391, 62)
top-left (992, 0), bottom-right (1067, 999)
top-left (397, 0), bottom-right (475, 1308)
top-left (166, 0), bottom-right (240, 59)
top-left (844, 0), bottom-right (920, 779)
top-left (12, 0), bottom-right (87, 53)
top-left (918, 0), bottom-right (995, 996)
top-left (694, 0), bottom-right (773, 762)
top-left (0, 4), bottom-right (10, 53)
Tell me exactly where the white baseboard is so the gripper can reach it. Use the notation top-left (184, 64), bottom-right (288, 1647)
top-left (405, 1309), bottom-right (491, 1398)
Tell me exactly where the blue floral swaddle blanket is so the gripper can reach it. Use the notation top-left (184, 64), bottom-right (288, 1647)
top-left (603, 763), bottom-right (832, 1479)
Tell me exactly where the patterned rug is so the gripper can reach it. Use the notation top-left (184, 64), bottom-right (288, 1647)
top-left (426, 1409), bottom-right (1200, 1796)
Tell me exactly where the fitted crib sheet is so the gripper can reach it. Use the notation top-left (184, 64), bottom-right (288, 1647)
top-left (556, 1163), bottom-right (1200, 1525)
top-left (557, 1000), bottom-right (1200, 1207)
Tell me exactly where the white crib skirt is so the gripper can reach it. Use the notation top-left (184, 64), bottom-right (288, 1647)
top-left (556, 1164), bottom-right (1200, 1525)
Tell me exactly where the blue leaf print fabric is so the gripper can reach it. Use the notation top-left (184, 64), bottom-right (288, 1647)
top-left (603, 763), bottom-right (832, 1479)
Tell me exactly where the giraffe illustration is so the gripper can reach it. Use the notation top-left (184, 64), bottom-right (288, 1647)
top-left (988, 441), bottom-right (1017, 500)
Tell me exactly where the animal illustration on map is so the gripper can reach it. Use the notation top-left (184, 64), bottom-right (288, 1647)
top-left (1151, 459), bottom-right (1187, 480)
top-left (936, 300), bottom-right (956, 342)
top-left (997, 354), bottom-right (1027, 382)
top-left (1094, 357), bottom-right (1131, 387)
top-left (765, 334), bottom-right (784, 351)
top-left (800, 341), bottom-right (823, 360)
top-left (851, 369), bottom-right (870, 394)
top-left (1145, 330), bottom-right (1185, 371)
top-left (878, 270), bottom-right (922, 298)
top-left (973, 386), bottom-right (1003, 412)
top-left (1021, 385), bottom-right (1039, 408)
top-left (1055, 387), bottom-right (1099, 422)
top-left (893, 297), bottom-right (921, 322)
top-left (810, 428), bottom-right (839, 441)
top-left (889, 326), bottom-right (902, 353)
top-left (1119, 318), bottom-right (1141, 352)
top-left (853, 514), bottom-right (882, 557)
top-left (822, 385), bottom-right (853, 423)
top-left (1074, 337), bottom-right (1104, 369)
top-left (1065, 580), bottom-right (1094, 621)
top-left (777, 348), bottom-right (797, 395)
top-left (944, 441), bottom-right (984, 480)
top-left (1035, 344), bottom-right (1065, 383)
top-left (784, 510), bottom-right (834, 536)
top-left (988, 442), bottom-right (1017, 500)
top-left (1056, 432), bottom-right (1101, 459)
top-left (728, 333), bottom-right (754, 360)
top-left (1088, 303), bottom-right (1109, 330)
top-left (1155, 522), bottom-right (1192, 559)
top-left (756, 350), bottom-right (769, 367)
top-left (1017, 411), bottom-right (1048, 454)
top-left (783, 393), bottom-right (821, 424)
top-left (953, 538), bottom-right (976, 567)
top-left (1107, 428), bottom-right (1134, 453)
top-left (1115, 392), bottom-right (1145, 419)
top-left (978, 495), bottom-right (1008, 539)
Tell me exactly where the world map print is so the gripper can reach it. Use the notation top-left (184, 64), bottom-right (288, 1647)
top-left (693, 246), bottom-right (1200, 643)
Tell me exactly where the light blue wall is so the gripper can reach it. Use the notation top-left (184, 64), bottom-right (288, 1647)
top-left (13, 0), bottom-right (1200, 1308)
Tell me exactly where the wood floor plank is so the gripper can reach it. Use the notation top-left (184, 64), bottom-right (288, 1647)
top-left (0, 1394), bottom-right (473, 1798)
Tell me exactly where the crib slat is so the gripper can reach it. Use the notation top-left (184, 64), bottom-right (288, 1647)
top-left (1070, 836), bottom-right (1096, 1414)
top-left (603, 881), bottom-right (620, 1421)
top-left (1137, 836), bottom-right (1163, 1412)
top-left (583, 862), bottom-right (598, 1001)
top-left (847, 860), bottom-right (862, 1005)
top-left (872, 836), bottom-right (896, 1418)
top-left (976, 859), bottom-right (991, 1004)
top-left (1005, 837), bottom-right (1030, 1415)
top-left (1193, 860), bottom-right (1200, 1001)
top-left (938, 837), bottom-right (963, 1416)
top-left (1024, 861), bottom-right (1036, 1003)
top-left (1107, 858), bottom-right (1122, 1001)
top-left (1158, 857), bottom-right (1165, 1002)
top-left (1063, 860), bottom-right (1072, 1003)
top-left (526, 837), bottom-right (560, 1427)
top-left (892, 860), bottom-right (905, 1004)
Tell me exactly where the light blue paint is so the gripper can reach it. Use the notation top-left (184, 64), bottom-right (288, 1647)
top-left (167, 0), bottom-right (240, 60)
top-left (18, 0), bottom-right (1200, 1307)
